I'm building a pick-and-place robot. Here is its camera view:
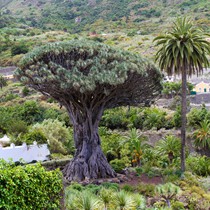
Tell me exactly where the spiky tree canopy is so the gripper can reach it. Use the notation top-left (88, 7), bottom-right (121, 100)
top-left (16, 40), bottom-right (162, 181)
top-left (16, 40), bottom-right (162, 110)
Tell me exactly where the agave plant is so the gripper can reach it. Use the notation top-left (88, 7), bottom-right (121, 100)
top-left (77, 190), bottom-right (101, 210)
top-left (132, 194), bottom-right (146, 210)
top-left (113, 190), bottom-right (136, 210)
top-left (155, 183), bottom-right (181, 208)
top-left (65, 189), bottom-right (101, 210)
top-left (65, 189), bottom-right (80, 210)
top-left (98, 188), bottom-right (115, 210)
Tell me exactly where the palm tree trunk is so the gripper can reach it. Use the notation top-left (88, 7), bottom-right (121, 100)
top-left (181, 67), bottom-right (187, 172)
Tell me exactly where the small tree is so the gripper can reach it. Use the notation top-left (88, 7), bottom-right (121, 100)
top-left (16, 40), bottom-right (162, 181)
top-left (0, 75), bottom-right (7, 89)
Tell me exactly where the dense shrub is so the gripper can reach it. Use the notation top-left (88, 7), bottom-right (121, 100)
top-left (0, 93), bottom-right (18, 102)
top-left (110, 158), bottom-right (128, 173)
top-left (186, 155), bottom-right (210, 176)
top-left (101, 107), bottom-right (130, 129)
top-left (21, 129), bottom-right (47, 145)
top-left (11, 42), bottom-right (29, 56)
top-left (16, 100), bottom-right (45, 125)
top-left (142, 107), bottom-right (167, 130)
top-left (187, 105), bottom-right (208, 128)
top-left (172, 106), bottom-right (181, 128)
top-left (0, 75), bottom-right (7, 89)
top-left (22, 86), bottom-right (30, 96)
top-left (32, 119), bottom-right (74, 154)
top-left (0, 161), bottom-right (63, 209)
top-left (101, 107), bottom-right (171, 130)
top-left (7, 120), bottom-right (28, 137)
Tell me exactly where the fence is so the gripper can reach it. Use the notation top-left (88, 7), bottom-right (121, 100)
top-left (0, 141), bottom-right (50, 163)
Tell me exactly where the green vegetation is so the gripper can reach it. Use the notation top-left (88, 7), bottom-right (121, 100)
top-left (154, 17), bottom-right (210, 173)
top-left (0, 0), bottom-right (209, 33)
top-left (1, 80), bottom-right (210, 209)
top-left (0, 2), bottom-right (210, 208)
top-left (16, 40), bottom-right (162, 181)
top-left (0, 160), bottom-right (62, 209)
top-left (0, 75), bottom-right (7, 89)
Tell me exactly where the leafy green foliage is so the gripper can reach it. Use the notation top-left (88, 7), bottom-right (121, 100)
top-left (16, 100), bottom-right (44, 125)
top-left (32, 119), bottom-right (74, 154)
top-left (101, 107), bottom-right (171, 130)
top-left (101, 107), bottom-right (130, 129)
top-left (187, 105), bottom-right (208, 128)
top-left (136, 183), bottom-right (156, 197)
top-left (162, 81), bottom-right (193, 98)
top-left (0, 161), bottom-right (63, 209)
top-left (110, 159), bottom-right (128, 173)
top-left (186, 154), bottom-right (210, 176)
top-left (193, 119), bottom-right (210, 149)
top-left (123, 128), bottom-right (150, 166)
top-left (0, 75), bottom-right (7, 89)
top-left (142, 107), bottom-right (167, 130)
top-left (0, 93), bottom-right (19, 103)
top-left (21, 86), bottom-right (30, 96)
top-left (21, 130), bottom-right (47, 145)
top-left (8, 120), bottom-right (28, 138)
top-left (156, 135), bottom-right (181, 164)
top-left (11, 42), bottom-right (29, 56)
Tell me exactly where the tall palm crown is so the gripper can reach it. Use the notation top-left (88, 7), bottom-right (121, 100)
top-left (154, 17), bottom-right (210, 76)
top-left (154, 17), bottom-right (210, 173)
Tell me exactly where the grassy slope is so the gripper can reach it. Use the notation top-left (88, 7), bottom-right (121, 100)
top-left (0, 0), bottom-right (209, 33)
top-left (0, 0), bottom-right (209, 66)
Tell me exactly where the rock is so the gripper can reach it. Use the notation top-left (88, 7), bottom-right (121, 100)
top-left (110, 178), bottom-right (120, 183)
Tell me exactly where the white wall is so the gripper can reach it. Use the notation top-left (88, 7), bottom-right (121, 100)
top-left (0, 142), bottom-right (50, 163)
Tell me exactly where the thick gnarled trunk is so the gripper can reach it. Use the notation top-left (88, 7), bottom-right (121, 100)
top-left (63, 105), bottom-right (116, 181)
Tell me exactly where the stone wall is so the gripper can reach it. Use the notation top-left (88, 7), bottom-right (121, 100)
top-left (0, 142), bottom-right (50, 163)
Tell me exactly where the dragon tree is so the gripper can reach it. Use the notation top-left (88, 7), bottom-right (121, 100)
top-left (16, 40), bottom-right (162, 181)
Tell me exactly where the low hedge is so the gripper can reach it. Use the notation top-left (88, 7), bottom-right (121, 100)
top-left (0, 160), bottom-right (63, 209)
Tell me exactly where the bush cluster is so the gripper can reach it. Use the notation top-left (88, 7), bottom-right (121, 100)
top-left (100, 106), bottom-right (173, 130)
top-left (0, 160), bottom-right (63, 209)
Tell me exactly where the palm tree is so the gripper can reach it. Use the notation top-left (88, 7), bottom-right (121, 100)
top-left (156, 135), bottom-right (181, 164)
top-left (123, 128), bottom-right (150, 166)
top-left (154, 17), bottom-right (210, 173)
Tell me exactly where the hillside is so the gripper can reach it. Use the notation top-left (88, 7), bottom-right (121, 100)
top-left (0, 0), bottom-right (209, 67)
top-left (0, 0), bottom-right (209, 33)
